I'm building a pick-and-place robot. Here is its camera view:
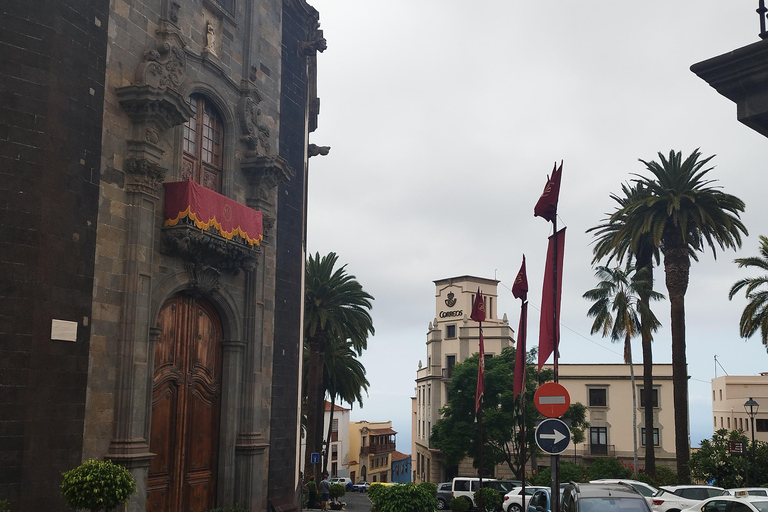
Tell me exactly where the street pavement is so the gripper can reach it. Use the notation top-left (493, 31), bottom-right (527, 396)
top-left (303, 490), bottom-right (372, 512)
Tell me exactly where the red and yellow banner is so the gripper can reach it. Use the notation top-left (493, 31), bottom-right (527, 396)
top-left (164, 180), bottom-right (263, 246)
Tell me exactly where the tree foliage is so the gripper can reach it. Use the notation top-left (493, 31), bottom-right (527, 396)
top-left (60, 459), bottom-right (137, 512)
top-left (689, 429), bottom-right (768, 488)
top-left (368, 482), bottom-right (437, 512)
top-left (474, 487), bottom-right (502, 512)
top-left (430, 347), bottom-right (588, 479)
top-left (303, 252), bottom-right (374, 480)
top-left (729, 235), bottom-right (768, 349)
top-left (608, 149), bottom-right (747, 482)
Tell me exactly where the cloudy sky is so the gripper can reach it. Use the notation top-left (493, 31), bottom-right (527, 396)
top-left (305, 1), bottom-right (768, 455)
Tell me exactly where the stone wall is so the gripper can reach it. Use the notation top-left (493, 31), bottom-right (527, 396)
top-left (0, 0), bottom-right (109, 509)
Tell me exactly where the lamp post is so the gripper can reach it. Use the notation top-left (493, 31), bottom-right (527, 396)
top-left (744, 397), bottom-right (759, 486)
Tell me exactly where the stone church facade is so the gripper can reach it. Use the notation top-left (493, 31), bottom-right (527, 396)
top-left (1, 0), bottom-right (325, 511)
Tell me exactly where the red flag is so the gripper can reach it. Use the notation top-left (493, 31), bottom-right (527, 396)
top-left (470, 288), bottom-right (486, 322)
top-left (534, 162), bottom-right (563, 223)
top-left (512, 257), bottom-right (528, 398)
top-left (538, 228), bottom-right (566, 370)
top-left (513, 301), bottom-right (528, 398)
top-left (471, 289), bottom-right (485, 413)
top-left (475, 328), bottom-right (485, 414)
top-left (512, 256), bottom-right (528, 301)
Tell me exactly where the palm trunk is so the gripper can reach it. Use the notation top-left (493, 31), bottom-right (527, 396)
top-left (626, 332), bottom-right (638, 477)
top-left (324, 392), bottom-right (336, 474)
top-left (304, 334), bottom-right (327, 481)
top-left (637, 256), bottom-right (656, 478)
top-left (664, 228), bottom-right (691, 483)
top-left (641, 327), bottom-right (656, 477)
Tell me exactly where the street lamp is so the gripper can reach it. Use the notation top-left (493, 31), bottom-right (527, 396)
top-left (744, 397), bottom-right (759, 486)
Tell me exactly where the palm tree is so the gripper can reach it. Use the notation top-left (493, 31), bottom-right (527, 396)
top-left (322, 337), bottom-right (370, 474)
top-left (304, 252), bottom-right (374, 481)
top-left (614, 149), bottom-right (747, 482)
top-left (587, 182), bottom-right (662, 476)
top-left (729, 235), bottom-right (768, 348)
top-left (584, 264), bottom-right (664, 475)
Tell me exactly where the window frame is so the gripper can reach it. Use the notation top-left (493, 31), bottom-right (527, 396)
top-left (183, 94), bottom-right (224, 192)
top-left (588, 387), bottom-right (607, 407)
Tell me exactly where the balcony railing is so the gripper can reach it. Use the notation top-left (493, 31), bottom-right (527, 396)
top-left (368, 443), bottom-right (395, 455)
top-left (580, 444), bottom-right (616, 457)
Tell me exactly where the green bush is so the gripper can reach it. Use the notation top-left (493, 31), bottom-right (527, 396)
top-left (450, 496), bottom-right (471, 512)
top-left (60, 459), bottom-right (137, 512)
top-left (418, 481), bottom-right (437, 496)
top-left (368, 482), bottom-right (436, 512)
top-left (586, 457), bottom-right (632, 481)
top-left (0, 499), bottom-right (9, 512)
top-left (531, 461), bottom-right (588, 485)
top-left (329, 483), bottom-right (346, 500)
top-left (474, 487), bottom-right (502, 512)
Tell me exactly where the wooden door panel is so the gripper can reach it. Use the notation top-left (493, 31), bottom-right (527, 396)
top-left (186, 389), bottom-right (216, 473)
top-left (185, 478), bottom-right (212, 512)
top-left (148, 296), bottom-right (221, 512)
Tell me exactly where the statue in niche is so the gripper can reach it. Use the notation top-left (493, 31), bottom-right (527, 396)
top-left (204, 21), bottom-right (217, 55)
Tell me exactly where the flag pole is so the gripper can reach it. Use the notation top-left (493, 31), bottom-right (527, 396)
top-left (519, 301), bottom-right (527, 504)
top-left (472, 290), bottom-right (486, 512)
top-left (551, 216), bottom-right (560, 512)
top-left (512, 256), bottom-right (529, 502)
top-left (478, 326), bottom-right (483, 512)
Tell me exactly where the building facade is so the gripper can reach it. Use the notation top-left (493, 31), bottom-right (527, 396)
top-left (550, 363), bottom-right (677, 471)
top-left (349, 420), bottom-right (398, 484)
top-left (712, 374), bottom-right (768, 440)
top-left (391, 450), bottom-right (412, 483)
top-left (413, 276), bottom-right (514, 482)
top-left (0, 1), bottom-right (326, 511)
top-left (412, 277), bottom-right (678, 482)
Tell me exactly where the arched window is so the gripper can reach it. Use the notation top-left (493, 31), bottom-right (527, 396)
top-left (183, 94), bottom-right (223, 192)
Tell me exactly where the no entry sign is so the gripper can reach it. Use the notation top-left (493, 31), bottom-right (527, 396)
top-left (534, 382), bottom-right (570, 418)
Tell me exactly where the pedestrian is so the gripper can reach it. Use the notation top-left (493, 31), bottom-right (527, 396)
top-left (318, 471), bottom-right (331, 511)
top-left (306, 476), bottom-right (317, 509)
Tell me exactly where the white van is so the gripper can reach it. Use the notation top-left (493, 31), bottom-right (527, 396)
top-left (452, 477), bottom-right (499, 508)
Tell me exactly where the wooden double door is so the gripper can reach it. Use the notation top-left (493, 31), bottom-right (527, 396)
top-left (147, 295), bottom-right (223, 512)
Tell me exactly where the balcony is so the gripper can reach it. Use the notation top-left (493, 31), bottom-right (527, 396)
top-left (161, 180), bottom-right (262, 275)
top-left (368, 443), bottom-right (395, 455)
top-left (580, 444), bottom-right (616, 457)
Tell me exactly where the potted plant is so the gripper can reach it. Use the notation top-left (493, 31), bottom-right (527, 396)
top-left (328, 483), bottom-right (346, 510)
top-left (60, 459), bottom-right (137, 512)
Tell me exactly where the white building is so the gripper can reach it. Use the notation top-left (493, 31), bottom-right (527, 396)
top-left (300, 401), bottom-right (351, 478)
top-left (414, 276), bottom-right (514, 482)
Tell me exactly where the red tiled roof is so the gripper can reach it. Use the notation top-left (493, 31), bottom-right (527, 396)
top-left (369, 427), bottom-right (397, 435)
top-left (390, 450), bottom-right (410, 462)
top-left (324, 400), bottom-right (350, 412)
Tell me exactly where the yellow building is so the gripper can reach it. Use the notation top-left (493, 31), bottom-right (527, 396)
top-left (349, 420), bottom-right (398, 483)
top-left (712, 374), bottom-right (768, 440)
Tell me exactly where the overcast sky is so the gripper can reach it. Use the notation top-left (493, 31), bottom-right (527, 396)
top-left (305, 1), bottom-right (768, 456)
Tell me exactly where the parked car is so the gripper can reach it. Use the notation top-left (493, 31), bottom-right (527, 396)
top-left (437, 482), bottom-right (452, 510)
top-left (528, 488), bottom-right (555, 512)
top-left (651, 485), bottom-right (727, 512)
top-left (503, 486), bottom-right (548, 512)
top-left (351, 481), bottom-right (370, 492)
top-left (590, 479), bottom-right (658, 498)
top-left (330, 477), bottom-right (352, 491)
top-left (680, 495), bottom-right (768, 512)
top-left (728, 489), bottom-right (768, 498)
top-left (487, 480), bottom-right (526, 495)
top-left (561, 482), bottom-right (653, 512)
